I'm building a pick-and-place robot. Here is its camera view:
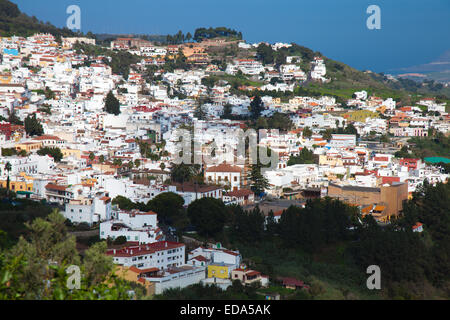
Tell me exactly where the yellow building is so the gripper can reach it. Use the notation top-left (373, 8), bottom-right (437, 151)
top-left (319, 154), bottom-right (343, 167)
top-left (114, 266), bottom-right (155, 296)
top-left (0, 179), bottom-right (33, 192)
top-left (15, 141), bottom-right (43, 153)
top-left (61, 148), bottom-right (82, 159)
top-left (207, 263), bottom-right (231, 279)
top-left (0, 73), bottom-right (12, 84)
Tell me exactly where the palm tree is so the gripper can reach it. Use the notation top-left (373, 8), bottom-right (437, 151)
top-left (5, 162), bottom-right (11, 198)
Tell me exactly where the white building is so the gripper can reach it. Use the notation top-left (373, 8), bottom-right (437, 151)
top-left (100, 209), bottom-right (164, 244)
top-left (106, 241), bottom-right (186, 270)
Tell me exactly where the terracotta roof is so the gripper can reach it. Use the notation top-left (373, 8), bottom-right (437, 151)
top-left (225, 189), bottom-right (253, 198)
top-left (281, 277), bottom-right (306, 287)
top-left (192, 255), bottom-right (208, 262)
top-left (45, 183), bottom-right (67, 191)
top-left (412, 222), bottom-right (423, 229)
top-left (106, 241), bottom-right (184, 257)
top-left (206, 163), bottom-right (242, 173)
top-left (246, 270), bottom-right (261, 277)
top-left (33, 134), bottom-right (62, 141)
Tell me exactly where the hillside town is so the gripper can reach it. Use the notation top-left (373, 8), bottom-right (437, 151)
top-left (0, 31), bottom-right (448, 297)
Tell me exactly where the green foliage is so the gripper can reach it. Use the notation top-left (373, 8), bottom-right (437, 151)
top-left (113, 235), bottom-right (127, 245)
top-left (249, 96), bottom-right (264, 120)
top-left (111, 195), bottom-right (146, 212)
top-left (247, 164), bottom-right (269, 196)
top-left (0, 0), bottom-right (76, 38)
top-left (0, 196), bottom-right (52, 244)
top-left (0, 209), bottom-right (136, 299)
top-left (287, 148), bottom-right (315, 165)
top-left (408, 133), bottom-right (450, 159)
top-left (193, 27), bottom-right (242, 42)
top-left (147, 192), bottom-right (185, 226)
top-left (302, 127), bottom-right (313, 138)
top-left (74, 43), bottom-right (140, 79)
top-left (170, 163), bottom-right (201, 184)
top-left (1, 148), bottom-right (22, 157)
top-left (164, 51), bottom-right (189, 72)
top-left (396, 181), bottom-right (450, 286)
top-left (24, 113), bottom-right (44, 136)
top-left (331, 123), bottom-right (359, 138)
top-left (104, 91), bottom-right (121, 115)
top-left (222, 103), bottom-right (233, 119)
top-left (256, 43), bottom-right (274, 65)
top-left (278, 198), bottom-right (357, 252)
top-left (228, 206), bottom-right (265, 243)
top-left (37, 147), bottom-right (63, 162)
top-left (254, 112), bottom-right (293, 131)
top-left (187, 198), bottom-right (226, 238)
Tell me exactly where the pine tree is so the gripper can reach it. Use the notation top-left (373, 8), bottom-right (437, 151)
top-left (247, 164), bottom-right (269, 196)
top-left (104, 91), bottom-right (121, 115)
top-left (249, 96), bottom-right (264, 120)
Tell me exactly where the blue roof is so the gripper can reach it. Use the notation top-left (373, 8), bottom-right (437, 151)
top-left (3, 48), bottom-right (19, 56)
top-left (424, 157), bottom-right (450, 164)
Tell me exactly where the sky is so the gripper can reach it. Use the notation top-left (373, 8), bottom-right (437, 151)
top-left (11, 0), bottom-right (450, 73)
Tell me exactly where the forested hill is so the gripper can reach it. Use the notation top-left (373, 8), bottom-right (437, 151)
top-left (0, 0), bottom-right (76, 38)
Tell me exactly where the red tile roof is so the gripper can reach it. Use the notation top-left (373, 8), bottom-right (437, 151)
top-left (106, 241), bottom-right (184, 257)
top-left (206, 163), bottom-right (242, 173)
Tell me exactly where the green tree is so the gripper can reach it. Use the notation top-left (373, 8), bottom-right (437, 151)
top-left (187, 198), bottom-right (226, 238)
top-left (222, 103), bottom-right (233, 119)
top-left (287, 148), bottom-right (315, 165)
top-left (104, 91), bottom-right (121, 115)
top-left (0, 210), bottom-right (135, 299)
top-left (112, 195), bottom-right (137, 211)
top-left (37, 147), bottom-right (63, 162)
top-left (249, 96), bottom-right (264, 120)
top-left (24, 114), bottom-right (44, 136)
top-left (170, 163), bottom-right (200, 184)
top-left (302, 127), bottom-right (313, 139)
top-left (147, 192), bottom-right (185, 225)
top-left (4, 161), bottom-right (11, 197)
top-left (256, 43), bottom-right (274, 65)
top-left (113, 158), bottom-right (122, 166)
top-left (247, 164), bottom-right (269, 196)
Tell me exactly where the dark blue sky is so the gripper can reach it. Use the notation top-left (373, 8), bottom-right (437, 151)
top-left (11, 0), bottom-right (450, 73)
